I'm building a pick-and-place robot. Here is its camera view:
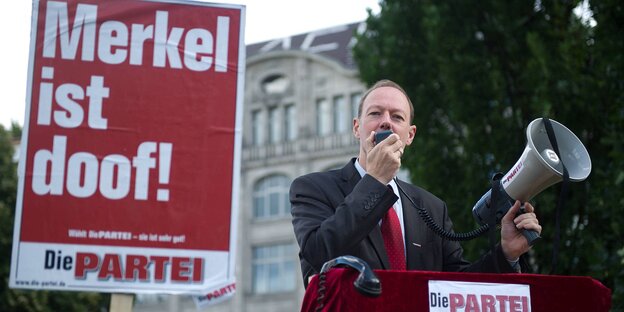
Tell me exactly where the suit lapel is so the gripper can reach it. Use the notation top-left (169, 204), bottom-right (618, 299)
top-left (340, 159), bottom-right (390, 270)
top-left (369, 223), bottom-right (389, 269)
top-left (398, 179), bottom-right (427, 270)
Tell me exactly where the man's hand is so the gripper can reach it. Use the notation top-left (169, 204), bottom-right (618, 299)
top-left (501, 201), bottom-right (542, 261)
top-left (364, 131), bottom-right (404, 184)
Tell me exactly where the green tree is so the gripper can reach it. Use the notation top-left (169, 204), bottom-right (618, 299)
top-left (0, 124), bottom-right (109, 311)
top-left (354, 0), bottom-right (623, 309)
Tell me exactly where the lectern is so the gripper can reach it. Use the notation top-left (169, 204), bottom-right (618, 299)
top-left (302, 269), bottom-right (611, 311)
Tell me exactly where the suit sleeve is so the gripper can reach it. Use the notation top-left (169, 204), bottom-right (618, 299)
top-left (290, 173), bottom-right (397, 276)
top-left (438, 202), bottom-right (516, 273)
top-left (408, 190), bottom-right (515, 274)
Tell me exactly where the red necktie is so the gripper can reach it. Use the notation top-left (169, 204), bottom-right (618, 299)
top-left (381, 206), bottom-right (406, 270)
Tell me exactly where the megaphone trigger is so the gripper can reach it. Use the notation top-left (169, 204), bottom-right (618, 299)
top-left (479, 177), bottom-right (542, 246)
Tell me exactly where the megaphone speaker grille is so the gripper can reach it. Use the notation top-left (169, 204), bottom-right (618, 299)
top-left (527, 118), bottom-right (592, 182)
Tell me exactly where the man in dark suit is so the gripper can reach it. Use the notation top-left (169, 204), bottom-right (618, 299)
top-left (290, 79), bottom-right (541, 286)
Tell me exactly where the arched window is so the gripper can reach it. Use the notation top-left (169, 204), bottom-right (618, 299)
top-left (261, 74), bottom-right (289, 94)
top-left (253, 175), bottom-right (291, 220)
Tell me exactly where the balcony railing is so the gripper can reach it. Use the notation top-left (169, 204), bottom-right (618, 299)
top-left (243, 132), bottom-right (358, 162)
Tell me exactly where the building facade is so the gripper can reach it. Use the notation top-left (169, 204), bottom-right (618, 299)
top-left (135, 22), bottom-right (367, 311)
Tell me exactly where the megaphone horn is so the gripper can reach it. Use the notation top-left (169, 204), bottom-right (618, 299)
top-left (472, 118), bottom-right (592, 245)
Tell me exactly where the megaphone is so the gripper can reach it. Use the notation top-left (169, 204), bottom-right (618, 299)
top-left (472, 118), bottom-right (592, 245)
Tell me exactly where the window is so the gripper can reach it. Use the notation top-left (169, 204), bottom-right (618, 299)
top-left (284, 104), bottom-right (297, 141)
top-left (253, 175), bottom-right (291, 220)
top-left (351, 92), bottom-right (362, 119)
top-left (252, 243), bottom-right (296, 294)
top-left (268, 106), bottom-right (281, 144)
top-left (333, 95), bottom-right (348, 133)
top-left (316, 98), bottom-right (330, 136)
top-left (261, 74), bottom-right (289, 94)
top-left (251, 109), bottom-right (263, 146)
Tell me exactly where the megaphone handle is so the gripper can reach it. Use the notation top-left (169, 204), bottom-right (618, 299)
top-left (522, 229), bottom-right (541, 246)
top-left (519, 203), bottom-right (541, 246)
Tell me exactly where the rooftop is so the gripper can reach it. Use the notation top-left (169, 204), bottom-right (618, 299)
top-left (246, 22), bottom-right (365, 70)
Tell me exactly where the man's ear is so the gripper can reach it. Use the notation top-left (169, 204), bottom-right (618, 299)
top-left (352, 118), bottom-right (360, 139)
top-left (406, 125), bottom-right (417, 145)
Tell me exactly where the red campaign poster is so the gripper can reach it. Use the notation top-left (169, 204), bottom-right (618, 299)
top-left (10, 0), bottom-right (245, 294)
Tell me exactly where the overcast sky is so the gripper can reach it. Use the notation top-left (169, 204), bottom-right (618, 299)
top-left (0, 0), bottom-right (380, 128)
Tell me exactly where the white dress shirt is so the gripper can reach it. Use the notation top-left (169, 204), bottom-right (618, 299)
top-left (354, 158), bottom-right (406, 243)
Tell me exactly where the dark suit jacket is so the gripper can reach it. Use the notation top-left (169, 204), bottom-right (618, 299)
top-left (290, 158), bottom-right (515, 286)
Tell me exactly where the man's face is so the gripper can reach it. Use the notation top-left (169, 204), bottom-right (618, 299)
top-left (353, 86), bottom-right (417, 147)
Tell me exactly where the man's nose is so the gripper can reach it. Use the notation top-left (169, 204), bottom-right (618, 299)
top-left (379, 113), bottom-right (392, 130)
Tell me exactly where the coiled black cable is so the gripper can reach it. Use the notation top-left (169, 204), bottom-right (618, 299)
top-left (395, 178), bottom-right (491, 241)
top-left (314, 273), bottom-right (327, 312)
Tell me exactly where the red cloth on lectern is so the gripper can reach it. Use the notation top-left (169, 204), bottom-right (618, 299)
top-left (301, 269), bottom-right (612, 312)
top-left (381, 206), bottom-right (406, 270)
